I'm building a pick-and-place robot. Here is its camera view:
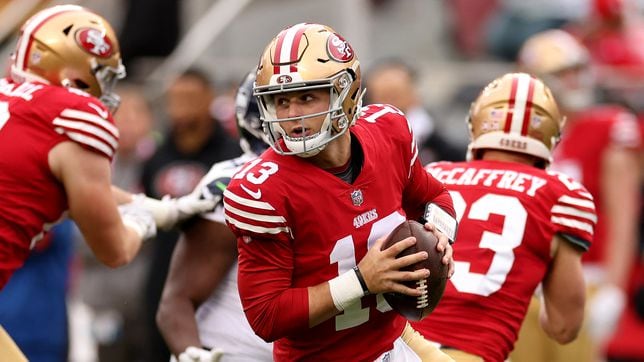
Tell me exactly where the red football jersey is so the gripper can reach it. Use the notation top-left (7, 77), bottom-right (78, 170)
top-left (551, 105), bottom-right (641, 264)
top-left (0, 78), bottom-right (118, 288)
top-left (413, 160), bottom-right (596, 362)
top-left (224, 104), bottom-right (453, 361)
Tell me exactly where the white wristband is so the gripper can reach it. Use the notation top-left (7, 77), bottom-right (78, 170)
top-left (328, 268), bottom-right (365, 311)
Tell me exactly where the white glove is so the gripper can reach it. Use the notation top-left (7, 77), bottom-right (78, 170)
top-left (587, 284), bottom-right (626, 342)
top-left (118, 202), bottom-right (157, 240)
top-left (174, 346), bottom-right (223, 362)
top-left (133, 193), bottom-right (216, 230)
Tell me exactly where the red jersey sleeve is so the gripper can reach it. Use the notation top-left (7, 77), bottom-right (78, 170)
top-left (609, 109), bottom-right (641, 149)
top-left (404, 156), bottom-right (455, 220)
top-left (546, 170), bottom-right (596, 251)
top-left (53, 94), bottom-right (119, 160)
top-left (223, 159), bottom-right (309, 341)
top-left (360, 104), bottom-right (455, 220)
top-left (380, 110), bottom-right (456, 220)
top-left (235, 234), bottom-right (309, 342)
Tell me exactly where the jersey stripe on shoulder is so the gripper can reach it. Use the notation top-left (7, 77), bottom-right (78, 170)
top-left (223, 189), bottom-right (291, 236)
top-left (63, 131), bottom-right (115, 157)
top-left (55, 107), bottom-right (119, 158)
top-left (551, 194), bottom-right (596, 236)
top-left (53, 117), bottom-right (118, 149)
top-left (60, 108), bottom-right (119, 136)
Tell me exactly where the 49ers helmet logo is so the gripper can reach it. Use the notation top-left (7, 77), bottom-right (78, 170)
top-left (277, 74), bottom-right (292, 84)
top-left (75, 28), bottom-right (113, 58)
top-left (327, 33), bottom-right (354, 62)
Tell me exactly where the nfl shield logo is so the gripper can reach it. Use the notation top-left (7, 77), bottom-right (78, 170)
top-left (350, 190), bottom-right (363, 206)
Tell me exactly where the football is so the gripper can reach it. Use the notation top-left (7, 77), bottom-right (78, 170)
top-left (382, 220), bottom-right (448, 321)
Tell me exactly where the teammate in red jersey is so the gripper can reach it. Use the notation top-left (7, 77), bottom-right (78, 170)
top-left (412, 72), bottom-right (596, 362)
top-left (0, 5), bottom-right (210, 359)
top-left (223, 23), bottom-right (456, 361)
top-left (511, 29), bottom-right (642, 361)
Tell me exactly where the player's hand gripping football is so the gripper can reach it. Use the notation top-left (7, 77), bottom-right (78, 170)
top-left (356, 222), bottom-right (454, 297)
top-left (423, 222), bottom-right (455, 276)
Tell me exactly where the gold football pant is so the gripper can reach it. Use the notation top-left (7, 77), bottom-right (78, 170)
top-left (510, 295), bottom-right (596, 362)
top-left (0, 326), bottom-right (28, 362)
top-left (401, 323), bottom-right (455, 362)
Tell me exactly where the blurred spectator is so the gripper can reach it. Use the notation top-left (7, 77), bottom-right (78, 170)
top-left (141, 68), bottom-right (241, 362)
top-left (567, 0), bottom-right (644, 116)
top-left (365, 58), bottom-right (465, 163)
top-left (74, 84), bottom-right (158, 362)
top-left (444, 0), bottom-right (499, 58)
top-left (512, 28), bottom-right (642, 362)
top-left (0, 222), bottom-right (74, 362)
top-left (210, 80), bottom-right (241, 139)
top-left (112, 84), bottom-right (159, 193)
top-left (484, 0), bottom-right (588, 60)
top-left (118, 0), bottom-right (180, 76)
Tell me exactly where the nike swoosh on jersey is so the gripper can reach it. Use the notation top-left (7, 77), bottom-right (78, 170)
top-left (240, 183), bottom-right (262, 199)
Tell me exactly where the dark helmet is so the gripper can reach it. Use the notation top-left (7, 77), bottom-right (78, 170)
top-left (235, 70), bottom-right (268, 155)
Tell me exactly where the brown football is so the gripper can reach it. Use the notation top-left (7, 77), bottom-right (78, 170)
top-left (382, 220), bottom-right (448, 321)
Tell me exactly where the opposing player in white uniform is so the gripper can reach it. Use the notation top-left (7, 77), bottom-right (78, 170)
top-left (156, 71), bottom-right (273, 362)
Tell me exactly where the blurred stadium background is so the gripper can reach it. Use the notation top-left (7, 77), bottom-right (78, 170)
top-left (0, 1), bottom-right (642, 361)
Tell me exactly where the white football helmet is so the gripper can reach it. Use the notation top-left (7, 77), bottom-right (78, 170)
top-left (254, 23), bottom-right (363, 157)
top-left (10, 5), bottom-right (126, 112)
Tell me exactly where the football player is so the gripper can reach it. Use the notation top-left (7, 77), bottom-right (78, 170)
top-left (156, 71), bottom-right (273, 362)
top-left (0, 5), bottom-right (211, 359)
top-left (413, 72), bottom-right (596, 361)
top-left (222, 23), bottom-right (456, 361)
top-left (511, 29), bottom-right (642, 361)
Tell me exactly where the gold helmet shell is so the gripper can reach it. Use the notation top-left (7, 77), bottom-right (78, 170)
top-left (11, 5), bottom-right (126, 111)
top-left (468, 73), bottom-right (565, 167)
top-left (254, 23), bottom-right (363, 157)
top-left (517, 29), bottom-right (589, 75)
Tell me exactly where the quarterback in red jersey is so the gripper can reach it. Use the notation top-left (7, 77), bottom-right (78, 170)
top-left (412, 73), bottom-right (596, 362)
top-left (223, 23), bottom-right (456, 361)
